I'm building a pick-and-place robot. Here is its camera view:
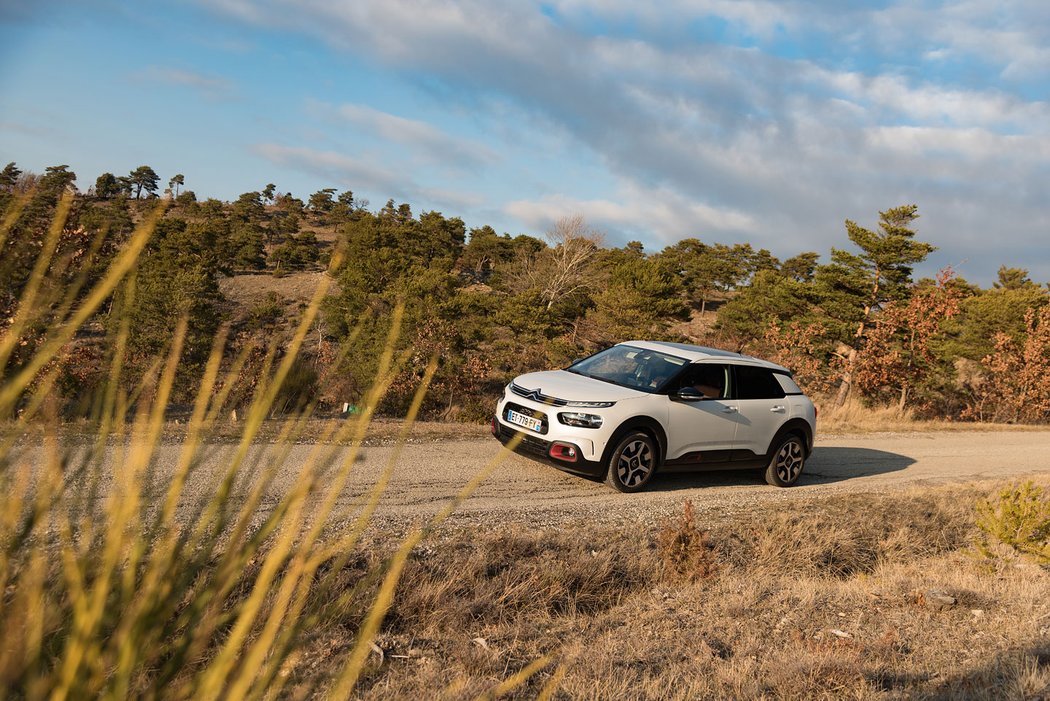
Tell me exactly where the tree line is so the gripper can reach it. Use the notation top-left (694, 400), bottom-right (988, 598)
top-left (1, 161), bottom-right (1048, 423)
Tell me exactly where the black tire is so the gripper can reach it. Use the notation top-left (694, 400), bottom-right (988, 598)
top-left (605, 431), bottom-right (659, 493)
top-left (765, 434), bottom-right (806, 487)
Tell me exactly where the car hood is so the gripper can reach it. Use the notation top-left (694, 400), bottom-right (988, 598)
top-left (512, 370), bottom-right (648, 402)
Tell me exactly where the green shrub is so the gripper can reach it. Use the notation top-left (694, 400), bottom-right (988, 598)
top-left (975, 481), bottom-right (1050, 566)
top-left (274, 357), bottom-right (318, 413)
top-left (246, 291), bottom-right (285, 330)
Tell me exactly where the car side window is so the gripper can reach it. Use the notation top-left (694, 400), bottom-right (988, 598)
top-left (673, 364), bottom-right (731, 399)
top-left (734, 365), bottom-right (786, 400)
top-left (773, 373), bottom-right (804, 395)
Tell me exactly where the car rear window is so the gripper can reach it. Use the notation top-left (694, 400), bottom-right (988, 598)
top-left (734, 365), bottom-right (786, 400)
top-left (773, 373), bottom-right (804, 395)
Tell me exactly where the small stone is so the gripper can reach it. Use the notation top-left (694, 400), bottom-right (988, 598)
top-left (925, 589), bottom-right (957, 610)
top-left (472, 637), bottom-right (490, 650)
top-left (830, 629), bottom-right (852, 639)
top-left (971, 609), bottom-right (984, 618)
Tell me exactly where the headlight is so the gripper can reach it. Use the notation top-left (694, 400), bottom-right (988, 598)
top-left (564, 400), bottom-right (615, 408)
top-left (558, 412), bottom-right (604, 428)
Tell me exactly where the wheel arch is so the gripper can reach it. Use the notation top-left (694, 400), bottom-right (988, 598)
top-left (602, 416), bottom-right (668, 467)
top-left (766, 418), bottom-right (814, 458)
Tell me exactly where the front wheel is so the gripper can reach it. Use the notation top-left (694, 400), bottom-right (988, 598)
top-left (765, 434), bottom-right (806, 487)
top-left (605, 432), bottom-right (659, 493)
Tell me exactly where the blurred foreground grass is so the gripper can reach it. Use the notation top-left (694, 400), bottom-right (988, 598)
top-left (0, 195), bottom-right (532, 699)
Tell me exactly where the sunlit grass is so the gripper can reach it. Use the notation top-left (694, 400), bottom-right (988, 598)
top-left (0, 197), bottom-right (534, 699)
top-left (813, 396), bottom-right (1048, 434)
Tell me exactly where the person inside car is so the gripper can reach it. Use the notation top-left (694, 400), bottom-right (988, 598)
top-left (691, 367), bottom-right (724, 399)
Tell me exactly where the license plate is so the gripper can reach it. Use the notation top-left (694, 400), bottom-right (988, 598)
top-left (506, 409), bottom-right (543, 432)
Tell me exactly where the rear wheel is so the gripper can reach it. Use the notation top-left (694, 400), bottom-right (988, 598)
top-left (605, 432), bottom-right (658, 493)
top-left (765, 434), bottom-right (806, 487)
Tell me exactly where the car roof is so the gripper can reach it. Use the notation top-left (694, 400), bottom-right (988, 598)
top-left (622, 340), bottom-right (789, 372)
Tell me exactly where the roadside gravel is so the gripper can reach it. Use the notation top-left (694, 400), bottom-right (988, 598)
top-left (136, 429), bottom-right (1050, 531)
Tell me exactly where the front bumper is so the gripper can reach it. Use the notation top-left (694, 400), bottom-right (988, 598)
top-left (492, 417), bottom-right (605, 478)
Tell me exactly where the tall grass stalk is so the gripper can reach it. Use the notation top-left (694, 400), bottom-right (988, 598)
top-left (0, 198), bottom-right (537, 699)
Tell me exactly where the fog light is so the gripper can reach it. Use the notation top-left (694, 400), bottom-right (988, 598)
top-left (548, 442), bottom-right (579, 462)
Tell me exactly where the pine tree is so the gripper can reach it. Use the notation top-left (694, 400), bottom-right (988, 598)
top-left (816, 205), bottom-right (936, 405)
top-left (128, 165), bottom-right (160, 199)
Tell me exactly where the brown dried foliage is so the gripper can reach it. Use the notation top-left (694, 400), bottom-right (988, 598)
top-left (762, 319), bottom-right (839, 395)
top-left (656, 500), bottom-right (719, 583)
top-left (853, 267), bottom-right (962, 409)
top-left (975, 305), bottom-right (1050, 423)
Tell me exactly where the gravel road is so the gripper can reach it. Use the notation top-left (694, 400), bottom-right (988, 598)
top-left (157, 429), bottom-right (1050, 529)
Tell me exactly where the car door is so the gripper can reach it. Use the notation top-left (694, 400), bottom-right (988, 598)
top-left (663, 363), bottom-right (740, 460)
top-left (731, 364), bottom-right (788, 458)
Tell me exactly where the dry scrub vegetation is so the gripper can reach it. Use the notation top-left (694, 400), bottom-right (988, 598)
top-left (297, 483), bottom-right (1050, 700)
top-left (812, 398), bottom-right (1048, 435)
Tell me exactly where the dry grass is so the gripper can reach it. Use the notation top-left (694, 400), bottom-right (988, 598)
top-left (156, 417), bottom-right (491, 445)
top-left (3, 416), bottom-right (493, 447)
top-left (219, 270), bottom-right (339, 308)
top-left (657, 500), bottom-right (718, 583)
top-left (293, 481), bottom-right (1050, 700)
top-left (815, 398), bottom-right (1046, 434)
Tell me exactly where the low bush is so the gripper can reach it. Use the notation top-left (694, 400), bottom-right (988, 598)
top-left (975, 480), bottom-right (1050, 567)
top-left (657, 500), bottom-right (719, 583)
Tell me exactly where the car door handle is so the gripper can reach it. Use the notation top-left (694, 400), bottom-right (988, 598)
top-left (722, 406), bottom-right (738, 413)
top-left (770, 405), bottom-right (786, 413)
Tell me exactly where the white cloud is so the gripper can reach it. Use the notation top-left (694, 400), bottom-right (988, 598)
top-left (815, 69), bottom-right (1050, 134)
top-left (505, 180), bottom-right (756, 247)
top-left (307, 101), bottom-right (497, 168)
top-left (898, 0), bottom-right (1050, 81)
top-left (134, 65), bottom-right (235, 100)
top-left (251, 142), bottom-right (484, 213)
top-left (252, 143), bottom-right (403, 194)
top-left (548, 0), bottom-right (797, 39)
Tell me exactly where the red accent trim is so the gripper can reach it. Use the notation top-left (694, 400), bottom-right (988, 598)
top-left (548, 442), bottom-right (579, 463)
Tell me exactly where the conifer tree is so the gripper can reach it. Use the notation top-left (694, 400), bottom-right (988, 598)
top-left (816, 205), bottom-right (936, 405)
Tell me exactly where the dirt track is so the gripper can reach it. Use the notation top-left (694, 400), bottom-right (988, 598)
top-left (165, 429), bottom-right (1050, 528)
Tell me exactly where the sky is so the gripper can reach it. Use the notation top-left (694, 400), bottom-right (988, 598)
top-left (1, 0), bottom-right (1048, 286)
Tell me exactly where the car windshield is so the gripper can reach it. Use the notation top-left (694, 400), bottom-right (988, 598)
top-left (567, 345), bottom-right (688, 392)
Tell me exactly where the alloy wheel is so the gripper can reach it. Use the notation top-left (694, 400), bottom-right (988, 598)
top-left (616, 439), bottom-right (654, 488)
top-left (775, 439), bottom-right (804, 483)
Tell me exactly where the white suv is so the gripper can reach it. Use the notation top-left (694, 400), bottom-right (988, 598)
top-left (492, 341), bottom-right (816, 492)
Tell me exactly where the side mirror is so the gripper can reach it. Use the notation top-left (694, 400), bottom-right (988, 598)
top-left (672, 387), bottom-right (704, 402)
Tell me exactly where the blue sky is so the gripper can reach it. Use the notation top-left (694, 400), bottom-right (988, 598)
top-left (1, 0), bottom-right (1048, 285)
